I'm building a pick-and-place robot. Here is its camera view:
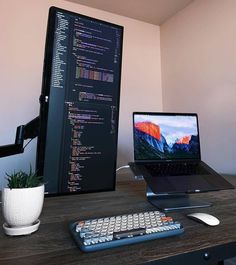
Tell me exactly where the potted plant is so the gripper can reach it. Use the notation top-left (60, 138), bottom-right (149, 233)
top-left (2, 166), bottom-right (44, 236)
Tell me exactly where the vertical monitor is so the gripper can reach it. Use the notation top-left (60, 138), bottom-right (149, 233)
top-left (37, 7), bottom-right (123, 195)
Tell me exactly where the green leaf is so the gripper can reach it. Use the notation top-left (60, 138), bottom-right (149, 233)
top-left (6, 165), bottom-right (43, 189)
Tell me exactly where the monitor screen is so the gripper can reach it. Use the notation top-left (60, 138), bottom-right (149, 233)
top-left (133, 113), bottom-right (201, 161)
top-left (36, 7), bottom-right (123, 195)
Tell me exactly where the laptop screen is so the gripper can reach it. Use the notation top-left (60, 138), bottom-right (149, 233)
top-left (133, 112), bottom-right (201, 161)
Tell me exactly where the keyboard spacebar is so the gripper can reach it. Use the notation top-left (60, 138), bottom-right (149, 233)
top-left (113, 228), bottom-right (146, 239)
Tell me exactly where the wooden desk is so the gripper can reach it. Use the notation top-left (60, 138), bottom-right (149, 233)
top-left (0, 172), bottom-right (236, 265)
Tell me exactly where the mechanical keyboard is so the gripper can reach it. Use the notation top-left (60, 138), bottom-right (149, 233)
top-left (69, 210), bottom-right (184, 252)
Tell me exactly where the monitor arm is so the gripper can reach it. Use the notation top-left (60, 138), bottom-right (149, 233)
top-left (0, 116), bottom-right (39, 158)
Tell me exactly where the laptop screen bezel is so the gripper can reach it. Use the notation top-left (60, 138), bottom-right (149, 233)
top-left (132, 112), bottom-right (201, 163)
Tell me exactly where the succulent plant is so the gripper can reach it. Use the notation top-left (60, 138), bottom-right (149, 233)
top-left (6, 165), bottom-right (43, 189)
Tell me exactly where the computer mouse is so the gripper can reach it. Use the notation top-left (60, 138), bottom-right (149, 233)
top-left (187, 212), bottom-right (220, 226)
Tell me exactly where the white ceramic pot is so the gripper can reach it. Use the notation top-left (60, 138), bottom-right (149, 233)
top-left (2, 184), bottom-right (45, 227)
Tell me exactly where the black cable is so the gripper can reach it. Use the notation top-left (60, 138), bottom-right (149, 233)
top-left (23, 138), bottom-right (34, 150)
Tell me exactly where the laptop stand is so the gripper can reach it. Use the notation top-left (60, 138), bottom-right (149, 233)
top-left (146, 185), bottom-right (212, 212)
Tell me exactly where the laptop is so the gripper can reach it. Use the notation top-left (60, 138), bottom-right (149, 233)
top-left (129, 112), bottom-right (234, 195)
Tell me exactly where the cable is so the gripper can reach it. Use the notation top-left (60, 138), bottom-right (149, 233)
top-left (23, 138), bottom-right (34, 150)
top-left (116, 165), bottom-right (130, 172)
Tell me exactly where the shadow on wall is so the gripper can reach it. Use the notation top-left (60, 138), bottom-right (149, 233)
top-left (117, 147), bottom-right (133, 169)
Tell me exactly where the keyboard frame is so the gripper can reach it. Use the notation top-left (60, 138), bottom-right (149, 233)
top-left (69, 216), bottom-right (184, 252)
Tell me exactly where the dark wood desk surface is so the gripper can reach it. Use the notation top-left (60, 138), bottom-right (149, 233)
top-left (0, 172), bottom-right (236, 265)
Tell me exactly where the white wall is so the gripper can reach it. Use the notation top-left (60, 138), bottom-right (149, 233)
top-left (0, 0), bottom-right (162, 187)
top-left (161, 0), bottom-right (236, 175)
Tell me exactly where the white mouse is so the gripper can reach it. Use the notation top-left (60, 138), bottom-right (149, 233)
top-left (187, 212), bottom-right (220, 226)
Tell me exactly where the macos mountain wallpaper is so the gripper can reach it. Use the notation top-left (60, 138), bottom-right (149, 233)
top-left (134, 115), bottom-right (200, 160)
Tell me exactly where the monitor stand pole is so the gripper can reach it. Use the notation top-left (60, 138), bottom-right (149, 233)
top-left (146, 185), bottom-right (212, 212)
